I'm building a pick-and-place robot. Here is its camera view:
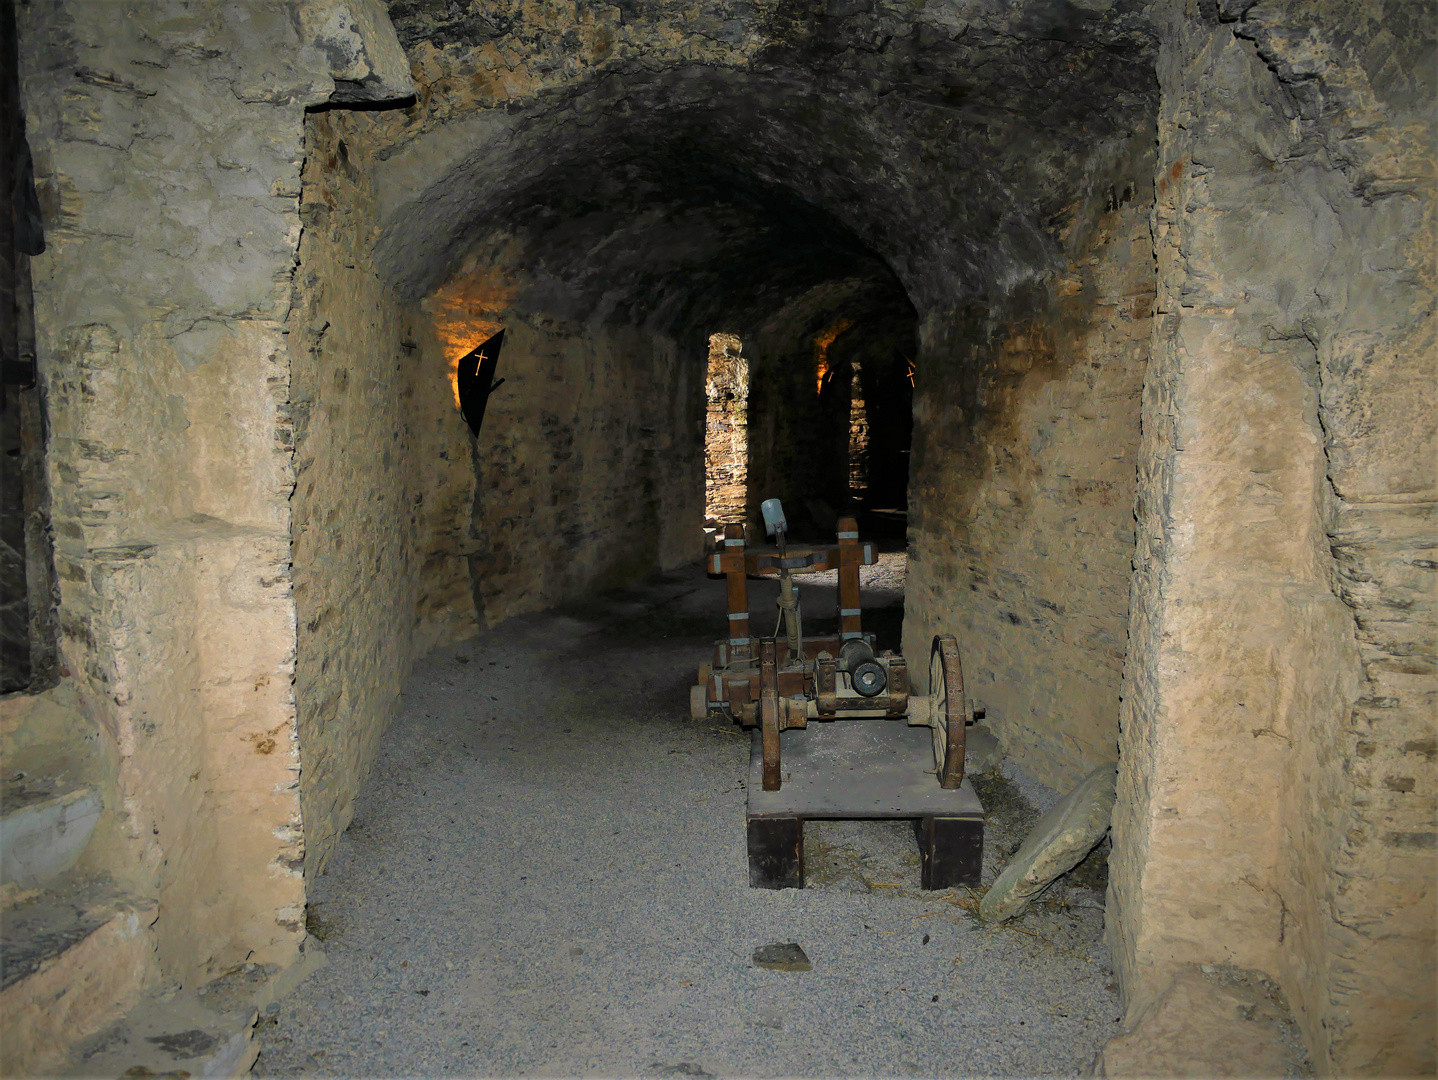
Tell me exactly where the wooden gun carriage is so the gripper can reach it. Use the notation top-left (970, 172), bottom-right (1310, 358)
top-left (691, 503), bottom-right (984, 889)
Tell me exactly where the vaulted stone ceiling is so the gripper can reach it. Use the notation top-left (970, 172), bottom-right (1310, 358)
top-left (372, 0), bottom-right (1158, 333)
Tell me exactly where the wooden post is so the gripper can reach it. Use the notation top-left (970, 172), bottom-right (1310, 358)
top-left (760, 637), bottom-right (781, 791)
top-left (837, 516), bottom-right (862, 643)
top-left (723, 523), bottom-right (750, 661)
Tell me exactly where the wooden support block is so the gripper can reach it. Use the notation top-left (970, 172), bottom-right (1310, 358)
top-left (748, 816), bottom-right (803, 889)
top-left (747, 725), bottom-right (984, 892)
top-left (916, 815), bottom-right (983, 890)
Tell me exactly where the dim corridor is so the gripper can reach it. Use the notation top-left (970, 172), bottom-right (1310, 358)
top-left (255, 562), bottom-right (1119, 1078)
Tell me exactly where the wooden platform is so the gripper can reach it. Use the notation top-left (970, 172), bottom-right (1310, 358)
top-left (745, 721), bottom-right (984, 890)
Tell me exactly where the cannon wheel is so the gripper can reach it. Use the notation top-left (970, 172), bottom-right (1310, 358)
top-left (928, 635), bottom-right (969, 789)
top-left (690, 683), bottom-right (709, 721)
top-left (691, 661), bottom-right (715, 720)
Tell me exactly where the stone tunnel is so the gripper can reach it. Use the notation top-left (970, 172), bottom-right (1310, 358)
top-left (0, 0), bottom-right (1432, 1075)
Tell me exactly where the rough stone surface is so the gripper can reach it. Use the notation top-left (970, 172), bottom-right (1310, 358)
top-left (904, 169), bottom-right (1156, 790)
top-left (15, 0), bottom-right (333, 986)
top-left (286, 102), bottom-right (710, 869)
top-left (63, 979), bottom-right (264, 1080)
top-left (1094, 965), bottom-right (1309, 1079)
top-left (965, 723), bottom-right (1002, 776)
top-left (981, 762), bottom-right (1117, 923)
top-left (286, 110), bottom-right (444, 879)
top-left (704, 333), bottom-right (748, 529)
top-left (456, 314), bottom-right (705, 625)
top-left (5, 0), bottom-right (1430, 1075)
top-left (11, 0), bottom-right (414, 1005)
top-left (743, 283), bottom-right (918, 534)
top-left (0, 776), bottom-right (100, 889)
top-left (372, 0), bottom-right (1157, 314)
top-left (1110, 4), bottom-right (1435, 1075)
top-left (0, 874), bottom-right (159, 1076)
top-left (300, 0), bottom-right (416, 103)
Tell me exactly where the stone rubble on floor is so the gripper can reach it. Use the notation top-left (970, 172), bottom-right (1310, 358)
top-left (752, 942), bottom-right (812, 972)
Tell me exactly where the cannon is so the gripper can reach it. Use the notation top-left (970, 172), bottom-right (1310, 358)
top-left (692, 500), bottom-right (985, 889)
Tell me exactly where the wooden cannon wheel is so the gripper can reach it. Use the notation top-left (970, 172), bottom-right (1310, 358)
top-left (928, 634), bottom-right (970, 789)
top-left (690, 662), bottom-right (714, 720)
top-left (690, 683), bottom-right (709, 721)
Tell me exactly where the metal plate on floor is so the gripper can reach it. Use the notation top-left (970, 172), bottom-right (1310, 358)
top-left (747, 721), bottom-right (983, 819)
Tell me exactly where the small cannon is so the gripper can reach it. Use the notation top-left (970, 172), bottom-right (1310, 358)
top-left (692, 500), bottom-right (984, 889)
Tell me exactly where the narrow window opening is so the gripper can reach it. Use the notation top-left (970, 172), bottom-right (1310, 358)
top-left (848, 358), bottom-right (869, 502)
top-left (812, 316), bottom-right (853, 396)
top-left (703, 332), bottom-right (747, 537)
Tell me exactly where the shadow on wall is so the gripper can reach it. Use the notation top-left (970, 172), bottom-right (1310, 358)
top-left (743, 291), bottom-right (918, 543)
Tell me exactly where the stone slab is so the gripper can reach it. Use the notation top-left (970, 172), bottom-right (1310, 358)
top-left (65, 983), bottom-right (261, 1080)
top-left (0, 875), bottom-right (158, 1076)
top-left (752, 943), bottom-right (811, 971)
top-left (0, 780), bottom-right (101, 889)
top-left (981, 760), bottom-right (1116, 922)
top-left (747, 722), bottom-right (983, 820)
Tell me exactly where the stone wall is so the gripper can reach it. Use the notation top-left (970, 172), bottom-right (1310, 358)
top-left (1110, 4), bottom-right (1435, 1074)
top-left (288, 100), bottom-right (709, 868)
top-left (13, 0), bottom-right (411, 982)
top-left (17, 1), bottom-right (311, 979)
top-left (904, 139), bottom-right (1156, 790)
top-left (287, 109), bottom-right (450, 878)
top-left (828, 310), bottom-right (917, 514)
top-left (744, 317), bottom-right (852, 537)
top-left (439, 300), bottom-right (706, 626)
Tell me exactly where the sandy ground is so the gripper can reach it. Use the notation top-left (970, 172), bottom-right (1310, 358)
top-left (255, 562), bottom-right (1118, 1078)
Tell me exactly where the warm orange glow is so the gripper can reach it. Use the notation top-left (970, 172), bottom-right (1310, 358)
top-left (813, 316), bottom-right (854, 394)
top-left (425, 258), bottom-right (518, 408)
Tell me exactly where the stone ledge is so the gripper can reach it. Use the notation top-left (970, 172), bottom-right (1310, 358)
top-left (1091, 965), bottom-right (1310, 1078)
top-left (62, 943), bottom-right (328, 1079)
top-left (0, 873), bottom-right (159, 1076)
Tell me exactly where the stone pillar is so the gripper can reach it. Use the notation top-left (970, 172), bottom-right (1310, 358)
top-left (17, 0), bottom-right (413, 983)
top-left (1111, 3), bottom-right (1435, 1073)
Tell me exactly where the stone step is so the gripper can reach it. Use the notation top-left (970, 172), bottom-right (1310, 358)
top-left (64, 984), bottom-right (260, 1080)
top-left (0, 772), bottom-right (102, 889)
top-left (62, 945), bottom-right (329, 1079)
top-left (0, 873), bottom-right (159, 1076)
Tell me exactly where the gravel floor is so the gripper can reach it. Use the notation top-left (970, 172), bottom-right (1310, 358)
top-left (255, 563), bottom-right (1119, 1078)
